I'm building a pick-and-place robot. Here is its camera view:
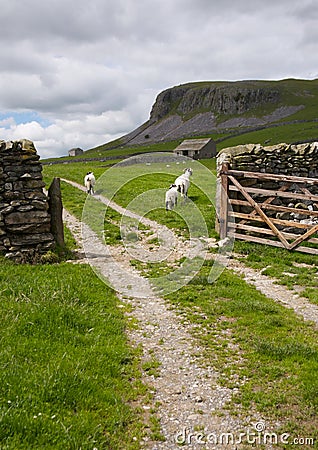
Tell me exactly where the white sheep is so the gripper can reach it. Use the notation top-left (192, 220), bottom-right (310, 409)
top-left (174, 168), bottom-right (193, 199)
top-left (84, 171), bottom-right (96, 195)
top-left (165, 184), bottom-right (179, 210)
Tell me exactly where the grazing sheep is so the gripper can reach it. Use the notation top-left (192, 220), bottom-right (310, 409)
top-left (84, 171), bottom-right (96, 195)
top-left (165, 184), bottom-right (178, 210)
top-left (174, 168), bottom-right (193, 199)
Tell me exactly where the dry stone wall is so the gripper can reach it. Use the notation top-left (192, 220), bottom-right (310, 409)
top-left (0, 139), bottom-right (55, 262)
top-left (217, 142), bottom-right (318, 177)
top-left (216, 142), bottom-right (318, 238)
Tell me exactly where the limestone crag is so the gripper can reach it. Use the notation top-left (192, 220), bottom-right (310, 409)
top-left (0, 139), bottom-right (54, 262)
top-left (120, 79), bottom-right (312, 147)
top-left (150, 84), bottom-right (280, 122)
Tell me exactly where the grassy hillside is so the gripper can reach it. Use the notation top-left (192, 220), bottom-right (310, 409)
top-left (42, 78), bottom-right (318, 164)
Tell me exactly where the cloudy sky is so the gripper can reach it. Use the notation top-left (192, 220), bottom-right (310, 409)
top-left (0, 0), bottom-right (317, 159)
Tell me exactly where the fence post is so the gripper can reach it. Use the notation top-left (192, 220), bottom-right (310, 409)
top-left (48, 177), bottom-right (65, 248)
top-left (219, 163), bottom-right (229, 240)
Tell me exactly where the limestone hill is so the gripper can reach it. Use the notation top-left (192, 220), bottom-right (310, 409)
top-left (117, 78), bottom-right (318, 148)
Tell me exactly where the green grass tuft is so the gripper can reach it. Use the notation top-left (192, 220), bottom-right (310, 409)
top-left (0, 260), bottom-right (145, 449)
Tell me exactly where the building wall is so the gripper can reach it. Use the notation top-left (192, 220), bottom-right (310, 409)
top-left (69, 148), bottom-right (84, 157)
top-left (198, 140), bottom-right (217, 158)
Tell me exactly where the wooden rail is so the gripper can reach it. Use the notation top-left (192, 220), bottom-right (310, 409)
top-left (218, 164), bottom-right (318, 255)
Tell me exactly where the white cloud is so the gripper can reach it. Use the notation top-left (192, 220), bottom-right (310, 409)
top-left (0, 0), bottom-right (317, 158)
top-left (0, 111), bottom-right (134, 158)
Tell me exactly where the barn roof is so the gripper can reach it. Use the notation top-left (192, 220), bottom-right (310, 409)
top-left (174, 138), bottom-right (212, 151)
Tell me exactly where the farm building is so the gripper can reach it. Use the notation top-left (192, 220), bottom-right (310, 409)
top-left (173, 138), bottom-right (216, 159)
top-left (68, 147), bottom-right (84, 157)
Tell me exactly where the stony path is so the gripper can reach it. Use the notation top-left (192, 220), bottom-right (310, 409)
top-left (63, 209), bottom-right (251, 449)
top-left (123, 295), bottom-right (246, 449)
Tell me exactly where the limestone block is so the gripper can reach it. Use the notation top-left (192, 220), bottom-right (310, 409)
top-left (20, 139), bottom-right (36, 154)
top-left (5, 210), bottom-right (50, 225)
top-left (21, 179), bottom-right (46, 189)
top-left (6, 222), bottom-right (51, 234)
top-left (10, 233), bottom-right (55, 246)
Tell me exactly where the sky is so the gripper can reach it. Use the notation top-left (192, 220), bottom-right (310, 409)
top-left (0, 0), bottom-right (317, 159)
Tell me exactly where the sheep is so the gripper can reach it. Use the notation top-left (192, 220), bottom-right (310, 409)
top-left (174, 168), bottom-right (193, 199)
top-left (165, 184), bottom-right (179, 210)
top-left (84, 171), bottom-right (96, 195)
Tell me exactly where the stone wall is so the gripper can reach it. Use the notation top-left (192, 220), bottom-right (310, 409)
top-left (0, 139), bottom-right (55, 262)
top-left (215, 142), bottom-right (318, 238)
top-left (217, 142), bottom-right (318, 177)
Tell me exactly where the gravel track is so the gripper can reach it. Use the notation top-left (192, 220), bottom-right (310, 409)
top-left (63, 209), bottom-right (253, 449)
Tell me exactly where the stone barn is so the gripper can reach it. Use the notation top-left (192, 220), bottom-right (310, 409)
top-left (68, 147), bottom-right (84, 157)
top-left (173, 138), bottom-right (216, 159)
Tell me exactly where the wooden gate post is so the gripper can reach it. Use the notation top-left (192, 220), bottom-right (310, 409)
top-left (219, 163), bottom-right (229, 240)
top-left (48, 177), bottom-right (65, 248)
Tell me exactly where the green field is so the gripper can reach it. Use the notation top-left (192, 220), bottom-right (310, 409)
top-left (1, 142), bottom-right (317, 448)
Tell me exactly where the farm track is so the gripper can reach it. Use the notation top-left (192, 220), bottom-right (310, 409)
top-left (63, 208), bottom-right (252, 449)
top-left (62, 179), bottom-right (318, 448)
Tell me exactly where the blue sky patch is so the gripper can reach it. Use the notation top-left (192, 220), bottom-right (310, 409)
top-left (0, 111), bottom-right (51, 127)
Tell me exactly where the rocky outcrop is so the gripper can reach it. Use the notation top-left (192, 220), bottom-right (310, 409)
top-left (150, 82), bottom-right (280, 122)
top-left (119, 79), bottom-right (311, 147)
top-left (121, 107), bottom-right (303, 147)
top-left (0, 139), bottom-right (55, 262)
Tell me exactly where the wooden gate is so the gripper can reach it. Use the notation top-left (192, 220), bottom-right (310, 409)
top-left (219, 163), bottom-right (318, 255)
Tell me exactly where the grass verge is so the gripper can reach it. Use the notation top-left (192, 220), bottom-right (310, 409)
top-left (0, 258), bottom-right (147, 449)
